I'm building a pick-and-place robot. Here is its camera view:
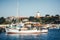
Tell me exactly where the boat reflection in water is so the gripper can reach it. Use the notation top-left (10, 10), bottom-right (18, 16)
top-left (5, 33), bottom-right (47, 40)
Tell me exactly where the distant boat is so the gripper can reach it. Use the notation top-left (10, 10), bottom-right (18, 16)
top-left (48, 24), bottom-right (60, 32)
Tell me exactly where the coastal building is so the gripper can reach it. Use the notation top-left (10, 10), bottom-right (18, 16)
top-left (35, 11), bottom-right (40, 18)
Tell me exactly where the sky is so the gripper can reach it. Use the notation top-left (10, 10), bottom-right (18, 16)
top-left (0, 0), bottom-right (60, 17)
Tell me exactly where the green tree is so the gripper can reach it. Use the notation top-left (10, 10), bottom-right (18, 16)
top-left (45, 14), bottom-right (50, 17)
top-left (0, 17), bottom-right (5, 24)
top-left (29, 16), bottom-right (35, 21)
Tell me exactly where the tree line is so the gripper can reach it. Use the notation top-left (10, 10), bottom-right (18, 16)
top-left (0, 14), bottom-right (60, 24)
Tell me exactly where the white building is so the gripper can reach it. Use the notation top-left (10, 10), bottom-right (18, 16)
top-left (35, 11), bottom-right (40, 18)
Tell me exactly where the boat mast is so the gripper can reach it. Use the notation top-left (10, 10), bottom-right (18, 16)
top-left (16, 0), bottom-right (19, 23)
top-left (17, 0), bottom-right (19, 17)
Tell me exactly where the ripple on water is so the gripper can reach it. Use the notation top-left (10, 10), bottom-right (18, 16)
top-left (47, 29), bottom-right (60, 40)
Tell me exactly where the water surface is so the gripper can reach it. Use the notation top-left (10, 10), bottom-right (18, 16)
top-left (0, 30), bottom-right (60, 40)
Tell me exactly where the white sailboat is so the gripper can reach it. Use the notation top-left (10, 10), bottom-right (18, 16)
top-left (5, 22), bottom-right (48, 34)
top-left (5, 23), bottom-right (40, 34)
top-left (5, 0), bottom-right (48, 34)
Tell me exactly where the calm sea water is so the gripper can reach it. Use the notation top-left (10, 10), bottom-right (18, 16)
top-left (0, 29), bottom-right (60, 40)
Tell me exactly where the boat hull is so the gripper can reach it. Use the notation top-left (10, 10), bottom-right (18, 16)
top-left (40, 30), bottom-right (48, 33)
top-left (5, 28), bottom-right (48, 34)
top-left (6, 31), bottom-right (40, 34)
top-left (6, 29), bottom-right (40, 34)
